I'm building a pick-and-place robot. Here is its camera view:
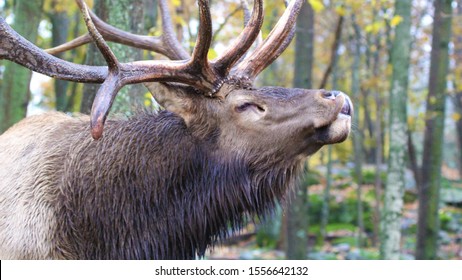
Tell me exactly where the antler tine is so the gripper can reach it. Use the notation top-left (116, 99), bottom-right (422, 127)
top-left (46, 0), bottom-right (189, 60)
top-left (87, 8), bottom-right (181, 60)
top-left (76, 0), bottom-right (119, 69)
top-left (76, 0), bottom-right (122, 139)
top-left (158, 0), bottom-right (190, 60)
top-left (212, 0), bottom-right (264, 77)
top-left (46, 33), bottom-right (93, 55)
top-left (183, 0), bottom-right (219, 94)
top-left (234, 0), bottom-right (303, 81)
top-left (189, 0), bottom-right (213, 68)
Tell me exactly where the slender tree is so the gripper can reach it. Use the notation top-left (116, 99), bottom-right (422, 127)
top-left (49, 0), bottom-right (70, 111)
top-left (351, 15), bottom-right (364, 249)
top-left (453, 3), bottom-right (462, 177)
top-left (381, 0), bottom-right (412, 260)
top-left (320, 14), bottom-right (344, 245)
top-left (453, 90), bottom-right (462, 176)
top-left (0, 0), bottom-right (44, 133)
top-left (285, 0), bottom-right (314, 259)
top-left (416, 0), bottom-right (453, 260)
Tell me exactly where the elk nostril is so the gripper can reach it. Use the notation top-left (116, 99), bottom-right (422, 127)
top-left (321, 91), bottom-right (336, 100)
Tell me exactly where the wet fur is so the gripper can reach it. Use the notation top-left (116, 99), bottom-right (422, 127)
top-left (0, 111), bottom-right (302, 259)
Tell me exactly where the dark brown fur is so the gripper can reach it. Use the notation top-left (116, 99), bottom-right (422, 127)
top-left (46, 111), bottom-right (299, 259)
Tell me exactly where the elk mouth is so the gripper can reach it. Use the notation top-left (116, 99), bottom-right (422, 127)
top-left (312, 93), bottom-right (352, 146)
top-left (340, 95), bottom-right (352, 116)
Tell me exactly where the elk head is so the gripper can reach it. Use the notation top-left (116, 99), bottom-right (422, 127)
top-left (0, 0), bottom-right (352, 157)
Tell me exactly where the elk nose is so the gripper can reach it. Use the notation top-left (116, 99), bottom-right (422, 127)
top-left (321, 90), bottom-right (343, 100)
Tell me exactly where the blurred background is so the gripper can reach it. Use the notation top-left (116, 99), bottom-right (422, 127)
top-left (0, 0), bottom-right (461, 259)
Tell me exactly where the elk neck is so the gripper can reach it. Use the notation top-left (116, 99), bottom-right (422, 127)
top-left (53, 111), bottom-right (303, 259)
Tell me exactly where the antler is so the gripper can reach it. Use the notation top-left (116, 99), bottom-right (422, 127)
top-left (48, 0), bottom-right (189, 60)
top-left (0, 0), bottom-right (302, 139)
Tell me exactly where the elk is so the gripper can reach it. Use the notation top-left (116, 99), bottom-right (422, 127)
top-left (0, 0), bottom-right (352, 259)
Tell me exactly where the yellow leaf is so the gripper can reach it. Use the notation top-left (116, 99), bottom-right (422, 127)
top-left (407, 116), bottom-right (415, 127)
top-left (308, 0), bottom-right (325, 13)
top-left (335, 6), bottom-right (346, 16)
top-left (144, 92), bottom-right (153, 108)
top-left (390, 15), bottom-right (403, 27)
top-left (208, 48), bottom-right (218, 60)
top-left (172, 0), bottom-right (182, 8)
top-left (452, 113), bottom-right (462, 121)
top-left (365, 21), bottom-right (383, 34)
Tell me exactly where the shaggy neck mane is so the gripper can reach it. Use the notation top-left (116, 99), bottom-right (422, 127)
top-left (54, 112), bottom-right (302, 259)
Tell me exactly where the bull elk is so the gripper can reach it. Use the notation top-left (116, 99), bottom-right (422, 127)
top-left (0, 0), bottom-right (352, 259)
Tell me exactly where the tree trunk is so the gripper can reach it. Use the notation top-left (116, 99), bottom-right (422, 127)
top-left (416, 0), bottom-right (453, 260)
top-left (50, 0), bottom-right (70, 111)
top-left (320, 15), bottom-right (343, 245)
top-left (320, 143), bottom-right (332, 245)
top-left (380, 0), bottom-right (411, 260)
top-left (144, 0), bottom-right (158, 31)
top-left (372, 36), bottom-right (383, 248)
top-left (0, 0), bottom-right (44, 133)
top-left (351, 16), bottom-right (364, 249)
top-left (454, 92), bottom-right (462, 176)
top-left (65, 11), bottom-right (84, 113)
top-left (80, 0), bottom-right (145, 114)
top-left (292, 2), bottom-right (314, 89)
top-left (285, 1), bottom-right (314, 260)
top-left (453, 3), bottom-right (462, 178)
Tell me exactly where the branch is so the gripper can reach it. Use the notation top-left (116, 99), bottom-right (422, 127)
top-left (319, 15), bottom-right (344, 89)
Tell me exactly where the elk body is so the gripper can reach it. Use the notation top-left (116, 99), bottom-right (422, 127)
top-left (0, 0), bottom-right (352, 259)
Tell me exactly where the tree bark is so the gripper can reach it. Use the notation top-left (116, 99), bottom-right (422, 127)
top-left (0, 0), bottom-right (44, 133)
top-left (416, 0), bottom-right (453, 260)
top-left (285, 1), bottom-right (314, 260)
top-left (380, 0), bottom-right (411, 260)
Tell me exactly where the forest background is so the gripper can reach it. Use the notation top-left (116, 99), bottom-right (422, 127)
top-left (0, 0), bottom-right (461, 260)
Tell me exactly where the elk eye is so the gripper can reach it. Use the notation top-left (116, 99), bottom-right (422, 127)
top-left (235, 102), bottom-right (265, 113)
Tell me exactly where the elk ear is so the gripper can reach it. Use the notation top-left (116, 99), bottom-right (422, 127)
top-left (144, 82), bottom-right (195, 124)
